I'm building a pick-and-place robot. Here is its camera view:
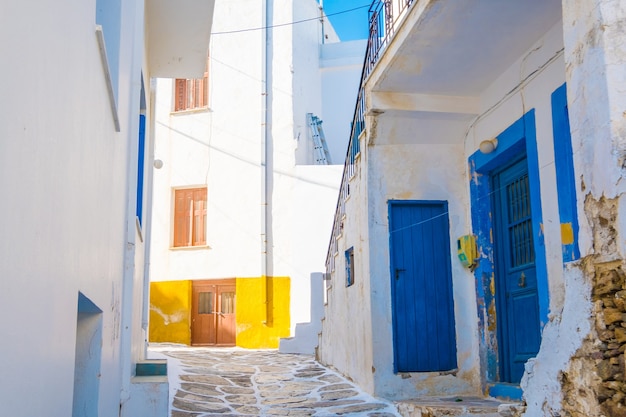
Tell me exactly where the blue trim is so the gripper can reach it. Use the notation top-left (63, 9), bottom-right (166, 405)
top-left (345, 247), bottom-right (354, 287)
top-left (468, 110), bottom-right (549, 382)
top-left (488, 383), bottom-right (523, 401)
top-left (136, 114), bottom-right (146, 225)
top-left (136, 360), bottom-right (167, 377)
top-left (551, 83), bottom-right (580, 262)
top-left (524, 111), bottom-right (549, 328)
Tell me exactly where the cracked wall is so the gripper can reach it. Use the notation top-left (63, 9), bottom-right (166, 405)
top-left (521, 1), bottom-right (626, 414)
top-left (560, 197), bottom-right (625, 417)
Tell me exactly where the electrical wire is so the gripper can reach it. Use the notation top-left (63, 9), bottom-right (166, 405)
top-left (211, 4), bottom-right (370, 35)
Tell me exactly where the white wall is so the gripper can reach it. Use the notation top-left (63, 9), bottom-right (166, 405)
top-left (467, 21), bottom-right (567, 316)
top-left (319, 19), bottom-right (570, 400)
top-left (522, 2), bottom-right (626, 413)
top-left (319, 150), bottom-right (377, 394)
top-left (0, 0), bottom-right (149, 415)
top-left (151, 0), bottom-right (356, 335)
top-left (359, 127), bottom-right (480, 399)
top-left (151, 0), bottom-right (265, 281)
top-left (320, 40), bottom-right (367, 164)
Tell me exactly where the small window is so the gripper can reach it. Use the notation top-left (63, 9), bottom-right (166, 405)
top-left (173, 188), bottom-right (207, 247)
top-left (221, 292), bottom-right (235, 314)
top-left (174, 57), bottom-right (209, 112)
top-left (345, 247), bottom-right (354, 287)
top-left (198, 292), bottom-right (214, 314)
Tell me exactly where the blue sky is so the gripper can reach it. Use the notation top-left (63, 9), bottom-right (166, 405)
top-left (319, 0), bottom-right (370, 41)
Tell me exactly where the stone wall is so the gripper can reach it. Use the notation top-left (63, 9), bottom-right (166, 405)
top-left (593, 260), bottom-right (626, 417)
top-left (561, 196), bottom-right (626, 417)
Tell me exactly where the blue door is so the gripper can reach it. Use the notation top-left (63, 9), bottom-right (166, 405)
top-left (389, 201), bottom-right (457, 372)
top-left (492, 157), bottom-right (541, 383)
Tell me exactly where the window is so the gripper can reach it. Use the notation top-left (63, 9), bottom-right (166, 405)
top-left (136, 114), bottom-right (146, 225)
top-left (173, 188), bottom-right (207, 247)
top-left (221, 292), bottom-right (235, 314)
top-left (198, 292), bottom-right (214, 314)
top-left (174, 59), bottom-right (209, 112)
top-left (345, 247), bottom-right (354, 287)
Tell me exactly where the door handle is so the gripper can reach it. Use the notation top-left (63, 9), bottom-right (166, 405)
top-left (518, 272), bottom-right (526, 288)
top-left (395, 268), bottom-right (406, 280)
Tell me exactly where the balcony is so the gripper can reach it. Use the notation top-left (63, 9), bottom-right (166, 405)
top-left (325, 0), bottom-right (562, 273)
top-left (325, 0), bottom-right (415, 274)
top-left (147, 0), bottom-right (215, 78)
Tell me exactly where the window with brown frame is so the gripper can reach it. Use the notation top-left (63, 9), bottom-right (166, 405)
top-left (173, 59), bottom-right (209, 112)
top-left (173, 188), bottom-right (207, 247)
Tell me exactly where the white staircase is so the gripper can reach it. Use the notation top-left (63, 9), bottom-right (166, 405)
top-left (279, 273), bottom-right (325, 354)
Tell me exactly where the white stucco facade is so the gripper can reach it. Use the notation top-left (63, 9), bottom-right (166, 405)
top-left (319, 0), bottom-right (626, 413)
top-left (0, 1), bottom-right (212, 416)
top-left (150, 0), bottom-right (364, 336)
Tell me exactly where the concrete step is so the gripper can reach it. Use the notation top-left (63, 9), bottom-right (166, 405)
top-left (395, 396), bottom-right (525, 417)
top-left (135, 359), bottom-right (167, 376)
top-left (279, 321), bottom-right (321, 354)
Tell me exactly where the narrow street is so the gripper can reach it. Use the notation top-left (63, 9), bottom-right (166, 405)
top-left (149, 344), bottom-right (401, 417)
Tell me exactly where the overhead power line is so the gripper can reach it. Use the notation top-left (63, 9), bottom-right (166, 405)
top-left (211, 4), bottom-right (370, 35)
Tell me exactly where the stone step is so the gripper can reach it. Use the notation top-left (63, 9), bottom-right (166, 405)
top-left (395, 396), bottom-right (525, 417)
top-left (135, 359), bottom-right (167, 376)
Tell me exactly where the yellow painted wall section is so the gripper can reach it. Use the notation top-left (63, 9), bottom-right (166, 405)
top-left (236, 277), bottom-right (291, 348)
top-left (149, 280), bottom-right (192, 344)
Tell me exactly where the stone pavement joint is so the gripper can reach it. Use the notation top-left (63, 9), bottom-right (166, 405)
top-left (150, 344), bottom-right (401, 417)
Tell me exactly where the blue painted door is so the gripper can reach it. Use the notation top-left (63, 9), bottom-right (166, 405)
top-left (492, 157), bottom-right (541, 383)
top-left (389, 201), bottom-right (457, 372)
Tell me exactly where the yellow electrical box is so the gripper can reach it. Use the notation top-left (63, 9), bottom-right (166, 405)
top-left (457, 235), bottom-right (477, 268)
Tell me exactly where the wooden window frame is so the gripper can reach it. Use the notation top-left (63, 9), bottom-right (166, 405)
top-left (173, 187), bottom-right (207, 248)
top-left (173, 58), bottom-right (209, 112)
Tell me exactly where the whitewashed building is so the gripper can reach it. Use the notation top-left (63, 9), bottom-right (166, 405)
top-left (0, 1), bottom-right (213, 416)
top-left (319, 0), bottom-right (626, 415)
top-left (148, 0), bottom-right (365, 351)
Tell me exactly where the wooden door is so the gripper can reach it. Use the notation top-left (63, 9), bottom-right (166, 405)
top-left (388, 201), bottom-right (457, 372)
top-left (216, 285), bottom-right (236, 346)
top-left (191, 282), bottom-right (217, 345)
top-left (492, 157), bottom-right (541, 383)
top-left (191, 280), bottom-right (236, 346)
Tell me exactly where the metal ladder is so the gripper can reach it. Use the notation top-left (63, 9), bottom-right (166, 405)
top-left (307, 113), bottom-right (332, 165)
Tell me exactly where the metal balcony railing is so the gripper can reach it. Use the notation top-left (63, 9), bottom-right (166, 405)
top-left (366, 0), bottom-right (415, 75)
top-left (325, 0), bottom-right (415, 275)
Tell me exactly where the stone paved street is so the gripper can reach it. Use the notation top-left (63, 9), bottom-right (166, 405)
top-left (149, 344), bottom-right (401, 417)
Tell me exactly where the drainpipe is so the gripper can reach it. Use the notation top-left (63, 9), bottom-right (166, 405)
top-left (319, 0), bottom-right (325, 45)
top-left (260, 0), bottom-right (270, 324)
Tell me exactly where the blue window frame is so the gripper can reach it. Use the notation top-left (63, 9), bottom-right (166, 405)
top-left (345, 247), bottom-right (354, 287)
top-left (468, 110), bottom-right (549, 393)
top-left (136, 114), bottom-right (146, 225)
top-left (551, 83), bottom-right (580, 262)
